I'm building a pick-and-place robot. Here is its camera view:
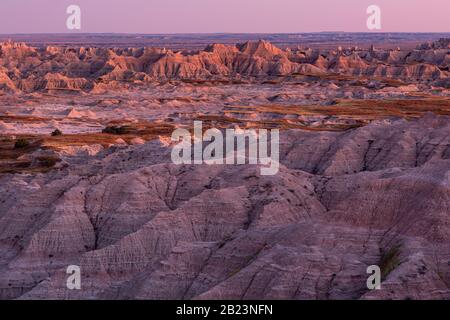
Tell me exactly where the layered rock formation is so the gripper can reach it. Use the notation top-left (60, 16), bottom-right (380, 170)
top-left (0, 39), bottom-right (449, 93)
top-left (0, 36), bottom-right (449, 300)
top-left (0, 114), bottom-right (449, 300)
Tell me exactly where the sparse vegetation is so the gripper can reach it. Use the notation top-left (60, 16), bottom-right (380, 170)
top-left (379, 243), bottom-right (403, 280)
top-left (51, 129), bottom-right (63, 136)
top-left (14, 138), bottom-right (30, 149)
top-left (36, 156), bottom-right (60, 167)
top-left (102, 125), bottom-right (131, 135)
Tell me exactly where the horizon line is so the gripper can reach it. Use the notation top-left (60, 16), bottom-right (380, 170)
top-left (1, 31), bottom-right (450, 36)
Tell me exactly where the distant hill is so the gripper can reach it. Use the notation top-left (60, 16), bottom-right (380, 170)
top-left (0, 32), bottom-right (449, 50)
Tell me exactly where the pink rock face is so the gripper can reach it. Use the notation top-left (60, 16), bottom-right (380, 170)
top-left (0, 37), bottom-right (449, 300)
top-left (0, 39), bottom-right (449, 94)
top-left (0, 113), bottom-right (448, 300)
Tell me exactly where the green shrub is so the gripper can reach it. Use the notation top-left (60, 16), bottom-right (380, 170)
top-left (379, 244), bottom-right (402, 279)
top-left (37, 156), bottom-right (59, 167)
top-left (102, 126), bottom-right (131, 135)
top-left (14, 138), bottom-right (30, 149)
top-left (51, 129), bottom-right (63, 136)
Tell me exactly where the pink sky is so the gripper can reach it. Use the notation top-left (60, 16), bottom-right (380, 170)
top-left (0, 0), bottom-right (448, 33)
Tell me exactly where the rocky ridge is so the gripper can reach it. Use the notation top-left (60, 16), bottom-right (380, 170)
top-left (0, 39), bottom-right (449, 93)
top-left (0, 114), bottom-right (448, 300)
